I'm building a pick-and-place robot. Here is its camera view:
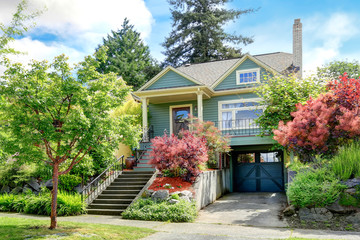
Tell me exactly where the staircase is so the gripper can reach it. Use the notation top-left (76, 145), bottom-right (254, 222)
top-left (87, 170), bottom-right (155, 215)
top-left (133, 147), bottom-right (154, 172)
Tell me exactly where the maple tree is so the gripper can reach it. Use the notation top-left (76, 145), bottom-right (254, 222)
top-left (149, 131), bottom-right (208, 182)
top-left (274, 73), bottom-right (360, 162)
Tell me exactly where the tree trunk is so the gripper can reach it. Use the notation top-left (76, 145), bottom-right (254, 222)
top-left (49, 163), bottom-right (59, 229)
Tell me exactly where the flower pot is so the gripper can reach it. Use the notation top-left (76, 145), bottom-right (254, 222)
top-left (125, 157), bottom-right (136, 169)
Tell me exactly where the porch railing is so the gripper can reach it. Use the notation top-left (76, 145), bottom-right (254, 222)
top-left (212, 119), bottom-right (261, 136)
top-left (80, 155), bottom-right (124, 205)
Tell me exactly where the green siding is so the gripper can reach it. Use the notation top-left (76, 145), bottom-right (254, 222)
top-left (202, 93), bottom-right (259, 123)
top-left (146, 70), bottom-right (198, 90)
top-left (149, 100), bottom-right (198, 137)
top-left (214, 59), bottom-right (268, 91)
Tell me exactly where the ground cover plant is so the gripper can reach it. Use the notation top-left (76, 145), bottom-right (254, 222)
top-left (0, 216), bottom-right (155, 240)
top-left (122, 198), bottom-right (197, 222)
top-left (287, 167), bottom-right (346, 208)
top-left (0, 191), bottom-right (86, 216)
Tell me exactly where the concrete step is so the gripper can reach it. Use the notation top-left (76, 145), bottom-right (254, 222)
top-left (107, 185), bottom-right (144, 190)
top-left (92, 199), bottom-right (132, 204)
top-left (110, 181), bottom-right (148, 186)
top-left (118, 174), bottom-right (153, 179)
top-left (133, 167), bottom-right (155, 172)
top-left (88, 203), bottom-right (129, 210)
top-left (122, 171), bottom-right (154, 175)
top-left (102, 189), bottom-right (140, 195)
top-left (97, 194), bottom-right (137, 199)
top-left (136, 163), bottom-right (153, 168)
top-left (114, 177), bottom-right (150, 182)
top-left (138, 160), bottom-right (150, 164)
top-left (87, 209), bottom-right (124, 215)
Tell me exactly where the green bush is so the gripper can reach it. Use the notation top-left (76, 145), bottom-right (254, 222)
top-left (331, 141), bottom-right (360, 180)
top-left (0, 192), bottom-right (86, 216)
top-left (122, 198), bottom-right (197, 222)
top-left (59, 174), bottom-right (82, 191)
top-left (287, 167), bottom-right (346, 208)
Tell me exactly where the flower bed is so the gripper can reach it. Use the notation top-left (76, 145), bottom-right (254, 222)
top-left (148, 177), bottom-right (193, 193)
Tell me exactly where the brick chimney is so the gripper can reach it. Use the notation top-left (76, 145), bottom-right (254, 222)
top-left (293, 18), bottom-right (302, 78)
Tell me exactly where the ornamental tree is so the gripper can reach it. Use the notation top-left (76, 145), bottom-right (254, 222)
top-left (274, 73), bottom-right (360, 162)
top-left (149, 131), bottom-right (208, 182)
top-left (0, 49), bottom-right (139, 229)
top-left (255, 74), bottom-right (326, 137)
top-left (188, 118), bottom-right (230, 165)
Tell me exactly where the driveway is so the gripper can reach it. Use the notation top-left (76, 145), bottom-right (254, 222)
top-left (196, 192), bottom-right (288, 227)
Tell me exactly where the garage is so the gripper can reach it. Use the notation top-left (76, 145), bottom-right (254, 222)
top-left (233, 151), bottom-right (284, 192)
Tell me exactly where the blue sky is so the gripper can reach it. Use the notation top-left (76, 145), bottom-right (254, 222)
top-left (1, 0), bottom-right (360, 75)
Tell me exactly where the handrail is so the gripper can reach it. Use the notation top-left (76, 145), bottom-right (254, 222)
top-left (212, 119), bottom-right (262, 136)
top-left (80, 155), bottom-right (124, 204)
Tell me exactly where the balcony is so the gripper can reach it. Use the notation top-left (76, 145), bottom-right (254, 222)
top-left (212, 119), bottom-right (261, 137)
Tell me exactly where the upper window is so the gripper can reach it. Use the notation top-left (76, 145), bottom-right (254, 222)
top-left (236, 68), bottom-right (260, 85)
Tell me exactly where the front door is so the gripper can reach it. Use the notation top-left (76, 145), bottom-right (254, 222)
top-left (233, 151), bottom-right (284, 192)
top-left (172, 107), bottom-right (190, 135)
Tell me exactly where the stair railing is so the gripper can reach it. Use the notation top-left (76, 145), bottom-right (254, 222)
top-left (134, 125), bottom-right (153, 166)
top-left (80, 155), bottom-right (124, 205)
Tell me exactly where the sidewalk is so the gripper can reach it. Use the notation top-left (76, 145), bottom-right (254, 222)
top-left (0, 213), bottom-right (359, 240)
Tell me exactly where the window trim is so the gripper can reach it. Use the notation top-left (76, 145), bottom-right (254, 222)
top-left (217, 98), bottom-right (264, 130)
top-left (236, 68), bottom-right (260, 85)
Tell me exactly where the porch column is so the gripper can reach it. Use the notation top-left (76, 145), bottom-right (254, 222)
top-left (197, 91), bottom-right (203, 121)
top-left (142, 97), bottom-right (148, 141)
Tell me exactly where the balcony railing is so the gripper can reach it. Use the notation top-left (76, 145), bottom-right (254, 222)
top-left (212, 119), bottom-right (261, 136)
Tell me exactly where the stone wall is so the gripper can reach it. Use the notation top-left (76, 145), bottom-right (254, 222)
top-left (193, 169), bottom-right (231, 210)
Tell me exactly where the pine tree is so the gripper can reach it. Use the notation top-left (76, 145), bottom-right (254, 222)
top-left (96, 18), bottom-right (161, 90)
top-left (162, 0), bottom-right (256, 67)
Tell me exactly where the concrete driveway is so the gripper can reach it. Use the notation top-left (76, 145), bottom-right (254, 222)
top-left (196, 192), bottom-right (288, 227)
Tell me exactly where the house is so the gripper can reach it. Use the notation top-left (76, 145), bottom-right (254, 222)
top-left (133, 19), bottom-right (303, 193)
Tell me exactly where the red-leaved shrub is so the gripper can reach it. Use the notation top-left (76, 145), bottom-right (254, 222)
top-left (149, 130), bottom-right (208, 182)
top-left (274, 73), bottom-right (360, 162)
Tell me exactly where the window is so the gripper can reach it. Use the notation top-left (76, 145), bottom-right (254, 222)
top-left (236, 68), bottom-right (260, 85)
top-left (218, 98), bottom-right (263, 130)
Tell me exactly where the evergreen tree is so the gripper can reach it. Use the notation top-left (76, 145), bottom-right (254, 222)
top-left (162, 0), bottom-right (256, 67)
top-left (96, 18), bottom-right (161, 90)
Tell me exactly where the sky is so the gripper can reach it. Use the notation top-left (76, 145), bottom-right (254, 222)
top-left (1, 0), bottom-right (360, 76)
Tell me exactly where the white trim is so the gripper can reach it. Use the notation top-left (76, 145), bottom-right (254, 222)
top-left (169, 104), bottom-right (193, 135)
top-left (217, 98), bottom-right (264, 130)
top-left (236, 68), bottom-right (260, 85)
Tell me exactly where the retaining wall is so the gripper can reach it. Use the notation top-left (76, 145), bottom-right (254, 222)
top-left (193, 168), bottom-right (231, 210)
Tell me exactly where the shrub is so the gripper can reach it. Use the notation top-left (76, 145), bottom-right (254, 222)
top-left (287, 167), bottom-right (346, 208)
top-left (150, 131), bottom-right (208, 182)
top-left (122, 198), bottom-right (197, 222)
top-left (331, 141), bottom-right (360, 180)
top-left (0, 192), bottom-right (86, 216)
top-left (189, 119), bottom-right (230, 165)
top-left (274, 74), bottom-right (360, 162)
top-left (59, 174), bottom-right (82, 192)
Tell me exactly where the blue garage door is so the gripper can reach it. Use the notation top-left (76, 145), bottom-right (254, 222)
top-left (234, 151), bottom-right (284, 192)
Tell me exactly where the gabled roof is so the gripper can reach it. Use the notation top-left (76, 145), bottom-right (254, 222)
top-left (253, 52), bottom-right (294, 73)
top-left (175, 52), bottom-right (294, 87)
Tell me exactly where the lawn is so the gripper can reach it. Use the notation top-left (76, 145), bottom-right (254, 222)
top-left (0, 216), bottom-right (155, 240)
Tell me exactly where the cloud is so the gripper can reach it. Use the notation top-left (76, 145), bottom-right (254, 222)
top-left (303, 12), bottom-right (360, 75)
top-left (0, 0), bottom-right (155, 68)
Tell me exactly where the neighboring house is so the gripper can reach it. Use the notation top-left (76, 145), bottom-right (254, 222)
top-left (134, 19), bottom-right (302, 193)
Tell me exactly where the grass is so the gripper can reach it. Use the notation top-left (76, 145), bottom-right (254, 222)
top-left (0, 216), bottom-right (155, 240)
top-left (331, 141), bottom-right (360, 180)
